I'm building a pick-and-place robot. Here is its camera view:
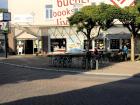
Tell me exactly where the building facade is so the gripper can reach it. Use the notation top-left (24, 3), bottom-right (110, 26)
top-left (7, 0), bottom-right (136, 55)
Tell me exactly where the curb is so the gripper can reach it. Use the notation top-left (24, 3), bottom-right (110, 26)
top-left (0, 61), bottom-right (138, 78)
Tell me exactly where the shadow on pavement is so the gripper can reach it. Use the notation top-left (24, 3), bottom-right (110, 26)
top-left (1, 73), bottom-right (140, 105)
top-left (0, 56), bottom-right (129, 85)
top-left (0, 63), bottom-right (78, 85)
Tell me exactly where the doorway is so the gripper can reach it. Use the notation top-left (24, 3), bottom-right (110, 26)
top-left (25, 40), bottom-right (33, 54)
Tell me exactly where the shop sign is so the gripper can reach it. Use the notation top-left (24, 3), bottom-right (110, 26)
top-left (45, 0), bottom-right (135, 26)
top-left (0, 12), bottom-right (11, 21)
top-left (110, 0), bottom-right (135, 8)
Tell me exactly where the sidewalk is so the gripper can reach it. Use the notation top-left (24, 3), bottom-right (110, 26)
top-left (0, 55), bottom-right (140, 77)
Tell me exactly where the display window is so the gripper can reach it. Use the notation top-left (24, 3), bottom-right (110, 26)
top-left (95, 39), bottom-right (105, 50)
top-left (110, 39), bottom-right (120, 49)
top-left (51, 38), bottom-right (66, 52)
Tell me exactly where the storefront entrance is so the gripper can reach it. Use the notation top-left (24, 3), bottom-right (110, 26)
top-left (17, 40), bottom-right (34, 54)
top-left (25, 40), bottom-right (33, 54)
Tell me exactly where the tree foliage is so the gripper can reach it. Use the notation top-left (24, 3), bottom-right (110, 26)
top-left (68, 3), bottom-right (120, 54)
top-left (68, 4), bottom-right (120, 69)
top-left (68, 4), bottom-right (118, 52)
top-left (118, 4), bottom-right (140, 36)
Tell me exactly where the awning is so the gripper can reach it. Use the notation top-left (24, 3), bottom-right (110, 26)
top-left (95, 25), bottom-right (131, 39)
top-left (106, 25), bottom-right (130, 35)
top-left (107, 34), bottom-right (131, 39)
top-left (106, 26), bottom-right (131, 39)
top-left (16, 32), bottom-right (38, 40)
top-left (95, 33), bottom-right (131, 39)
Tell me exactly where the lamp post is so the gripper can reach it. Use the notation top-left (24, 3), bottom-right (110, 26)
top-left (4, 31), bottom-right (8, 58)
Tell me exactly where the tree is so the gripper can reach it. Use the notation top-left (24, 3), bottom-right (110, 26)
top-left (68, 4), bottom-right (119, 69)
top-left (68, 10), bottom-right (94, 52)
top-left (68, 4), bottom-right (119, 52)
top-left (118, 3), bottom-right (140, 61)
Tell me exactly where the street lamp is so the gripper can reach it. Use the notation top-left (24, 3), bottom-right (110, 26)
top-left (0, 12), bottom-right (11, 58)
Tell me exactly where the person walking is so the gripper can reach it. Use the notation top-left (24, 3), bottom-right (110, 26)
top-left (122, 45), bottom-right (128, 61)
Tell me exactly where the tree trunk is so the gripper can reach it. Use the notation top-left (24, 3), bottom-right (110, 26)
top-left (131, 34), bottom-right (135, 62)
top-left (85, 39), bottom-right (90, 70)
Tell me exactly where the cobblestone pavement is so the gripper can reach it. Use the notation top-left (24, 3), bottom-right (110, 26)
top-left (1, 63), bottom-right (140, 105)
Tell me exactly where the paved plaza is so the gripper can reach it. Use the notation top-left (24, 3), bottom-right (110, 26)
top-left (0, 55), bottom-right (140, 77)
top-left (0, 62), bottom-right (140, 105)
top-left (0, 55), bottom-right (140, 105)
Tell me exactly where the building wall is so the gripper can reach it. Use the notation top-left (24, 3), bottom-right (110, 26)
top-left (8, 0), bottom-right (135, 54)
top-left (8, 0), bottom-right (135, 26)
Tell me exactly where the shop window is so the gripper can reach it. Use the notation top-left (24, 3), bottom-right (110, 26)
top-left (122, 39), bottom-right (131, 49)
top-left (95, 39), bottom-right (104, 50)
top-left (84, 40), bottom-right (92, 50)
top-left (110, 39), bottom-right (120, 49)
top-left (51, 38), bottom-right (66, 52)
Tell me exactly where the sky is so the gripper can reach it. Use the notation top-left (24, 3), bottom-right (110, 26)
top-left (0, 0), bottom-right (7, 8)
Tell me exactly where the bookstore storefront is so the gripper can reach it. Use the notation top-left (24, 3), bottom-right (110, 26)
top-left (8, 0), bottom-right (134, 54)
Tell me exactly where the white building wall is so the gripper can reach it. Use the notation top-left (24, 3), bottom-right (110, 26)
top-left (8, 0), bottom-right (46, 26)
top-left (8, 0), bottom-right (135, 26)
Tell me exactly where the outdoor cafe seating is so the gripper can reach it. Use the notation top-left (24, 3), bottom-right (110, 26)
top-left (47, 49), bottom-right (125, 70)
